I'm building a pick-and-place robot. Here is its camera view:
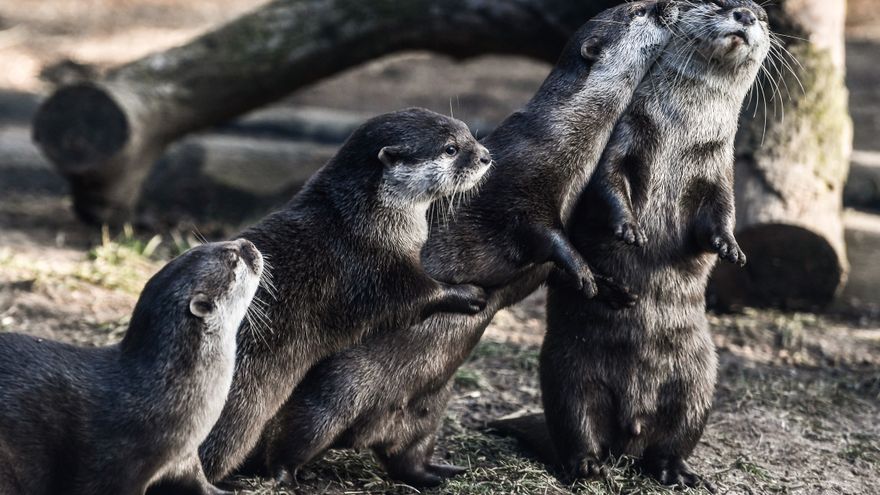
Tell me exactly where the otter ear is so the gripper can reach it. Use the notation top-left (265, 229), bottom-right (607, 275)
top-left (581, 37), bottom-right (603, 62)
top-left (189, 293), bottom-right (214, 319)
top-left (378, 145), bottom-right (409, 167)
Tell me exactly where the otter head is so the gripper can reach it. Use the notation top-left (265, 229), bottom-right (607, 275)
top-left (121, 239), bottom-right (263, 355)
top-left (366, 108), bottom-right (492, 207)
top-left (556, 1), bottom-right (678, 94)
top-left (667, 0), bottom-right (771, 88)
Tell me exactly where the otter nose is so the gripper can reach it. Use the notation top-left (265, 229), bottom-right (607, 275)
top-left (477, 148), bottom-right (492, 166)
top-left (733, 8), bottom-right (757, 27)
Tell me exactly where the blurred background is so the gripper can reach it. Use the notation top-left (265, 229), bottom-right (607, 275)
top-left (0, 1), bottom-right (877, 494)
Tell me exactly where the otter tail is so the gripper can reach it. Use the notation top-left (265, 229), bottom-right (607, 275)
top-left (487, 412), bottom-right (559, 467)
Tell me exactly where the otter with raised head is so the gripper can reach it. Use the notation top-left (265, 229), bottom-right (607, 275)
top-left (540, 0), bottom-right (770, 489)
top-left (259, 1), bottom-right (678, 487)
top-left (195, 108), bottom-right (492, 481)
top-left (0, 239), bottom-right (262, 495)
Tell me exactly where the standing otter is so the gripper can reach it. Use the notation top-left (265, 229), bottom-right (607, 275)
top-left (540, 0), bottom-right (770, 489)
top-left (196, 108), bottom-right (492, 481)
top-left (260, 1), bottom-right (678, 487)
top-left (0, 239), bottom-right (262, 495)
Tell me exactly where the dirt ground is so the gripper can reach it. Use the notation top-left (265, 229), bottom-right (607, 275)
top-left (0, 1), bottom-right (878, 494)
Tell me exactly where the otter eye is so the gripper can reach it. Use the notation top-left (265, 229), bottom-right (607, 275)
top-left (633, 6), bottom-right (648, 18)
top-left (445, 145), bottom-right (459, 157)
top-left (189, 294), bottom-right (214, 319)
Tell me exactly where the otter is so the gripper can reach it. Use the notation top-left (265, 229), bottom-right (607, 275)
top-left (195, 108), bottom-right (492, 481)
top-left (0, 239), bottom-right (263, 495)
top-left (258, 1), bottom-right (678, 487)
top-left (539, 0), bottom-right (770, 489)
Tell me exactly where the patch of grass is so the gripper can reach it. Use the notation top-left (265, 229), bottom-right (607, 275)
top-left (455, 366), bottom-right (489, 390)
top-left (469, 340), bottom-right (540, 372)
top-left (167, 228), bottom-right (204, 258)
top-left (734, 457), bottom-right (772, 482)
top-left (76, 225), bottom-right (162, 293)
top-left (840, 433), bottom-right (880, 465)
top-left (88, 224), bottom-right (162, 260)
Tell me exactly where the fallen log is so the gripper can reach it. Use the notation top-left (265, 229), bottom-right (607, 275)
top-left (32, 0), bottom-right (616, 224)
top-left (140, 135), bottom-right (335, 225)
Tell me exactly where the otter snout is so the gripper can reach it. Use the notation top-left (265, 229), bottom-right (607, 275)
top-left (476, 145), bottom-right (493, 168)
top-left (233, 238), bottom-right (263, 275)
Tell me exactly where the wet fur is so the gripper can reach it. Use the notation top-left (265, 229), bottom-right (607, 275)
top-left (258, 2), bottom-right (678, 487)
top-left (0, 241), bottom-right (261, 495)
top-left (196, 108), bottom-right (492, 481)
top-left (541, 0), bottom-right (771, 489)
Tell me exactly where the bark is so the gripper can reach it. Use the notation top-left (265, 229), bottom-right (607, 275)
top-left (710, 0), bottom-right (852, 311)
top-left (32, 0), bottom-right (616, 224)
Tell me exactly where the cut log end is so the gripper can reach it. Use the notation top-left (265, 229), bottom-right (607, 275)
top-left (709, 223), bottom-right (846, 311)
top-left (32, 83), bottom-right (130, 174)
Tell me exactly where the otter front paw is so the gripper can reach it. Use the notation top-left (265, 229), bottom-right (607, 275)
top-left (711, 233), bottom-right (747, 267)
top-left (569, 268), bottom-right (599, 299)
top-left (445, 284), bottom-right (488, 314)
top-left (594, 274), bottom-right (637, 309)
top-left (614, 220), bottom-right (647, 246)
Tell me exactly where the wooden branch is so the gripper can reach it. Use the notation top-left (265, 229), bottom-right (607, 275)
top-left (32, 0), bottom-right (616, 224)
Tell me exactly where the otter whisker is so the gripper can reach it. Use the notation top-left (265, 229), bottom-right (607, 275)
top-left (769, 35), bottom-right (805, 94)
top-left (765, 44), bottom-right (794, 102)
top-left (191, 228), bottom-right (208, 245)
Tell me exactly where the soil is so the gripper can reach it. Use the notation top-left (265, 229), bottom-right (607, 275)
top-left (0, 1), bottom-right (878, 494)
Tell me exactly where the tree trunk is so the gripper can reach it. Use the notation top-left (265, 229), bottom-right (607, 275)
top-left (32, 0), bottom-right (617, 224)
top-left (710, 0), bottom-right (852, 311)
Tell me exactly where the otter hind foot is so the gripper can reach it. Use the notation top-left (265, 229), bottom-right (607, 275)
top-left (566, 456), bottom-right (605, 480)
top-left (272, 466), bottom-right (296, 487)
top-left (641, 456), bottom-right (716, 493)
